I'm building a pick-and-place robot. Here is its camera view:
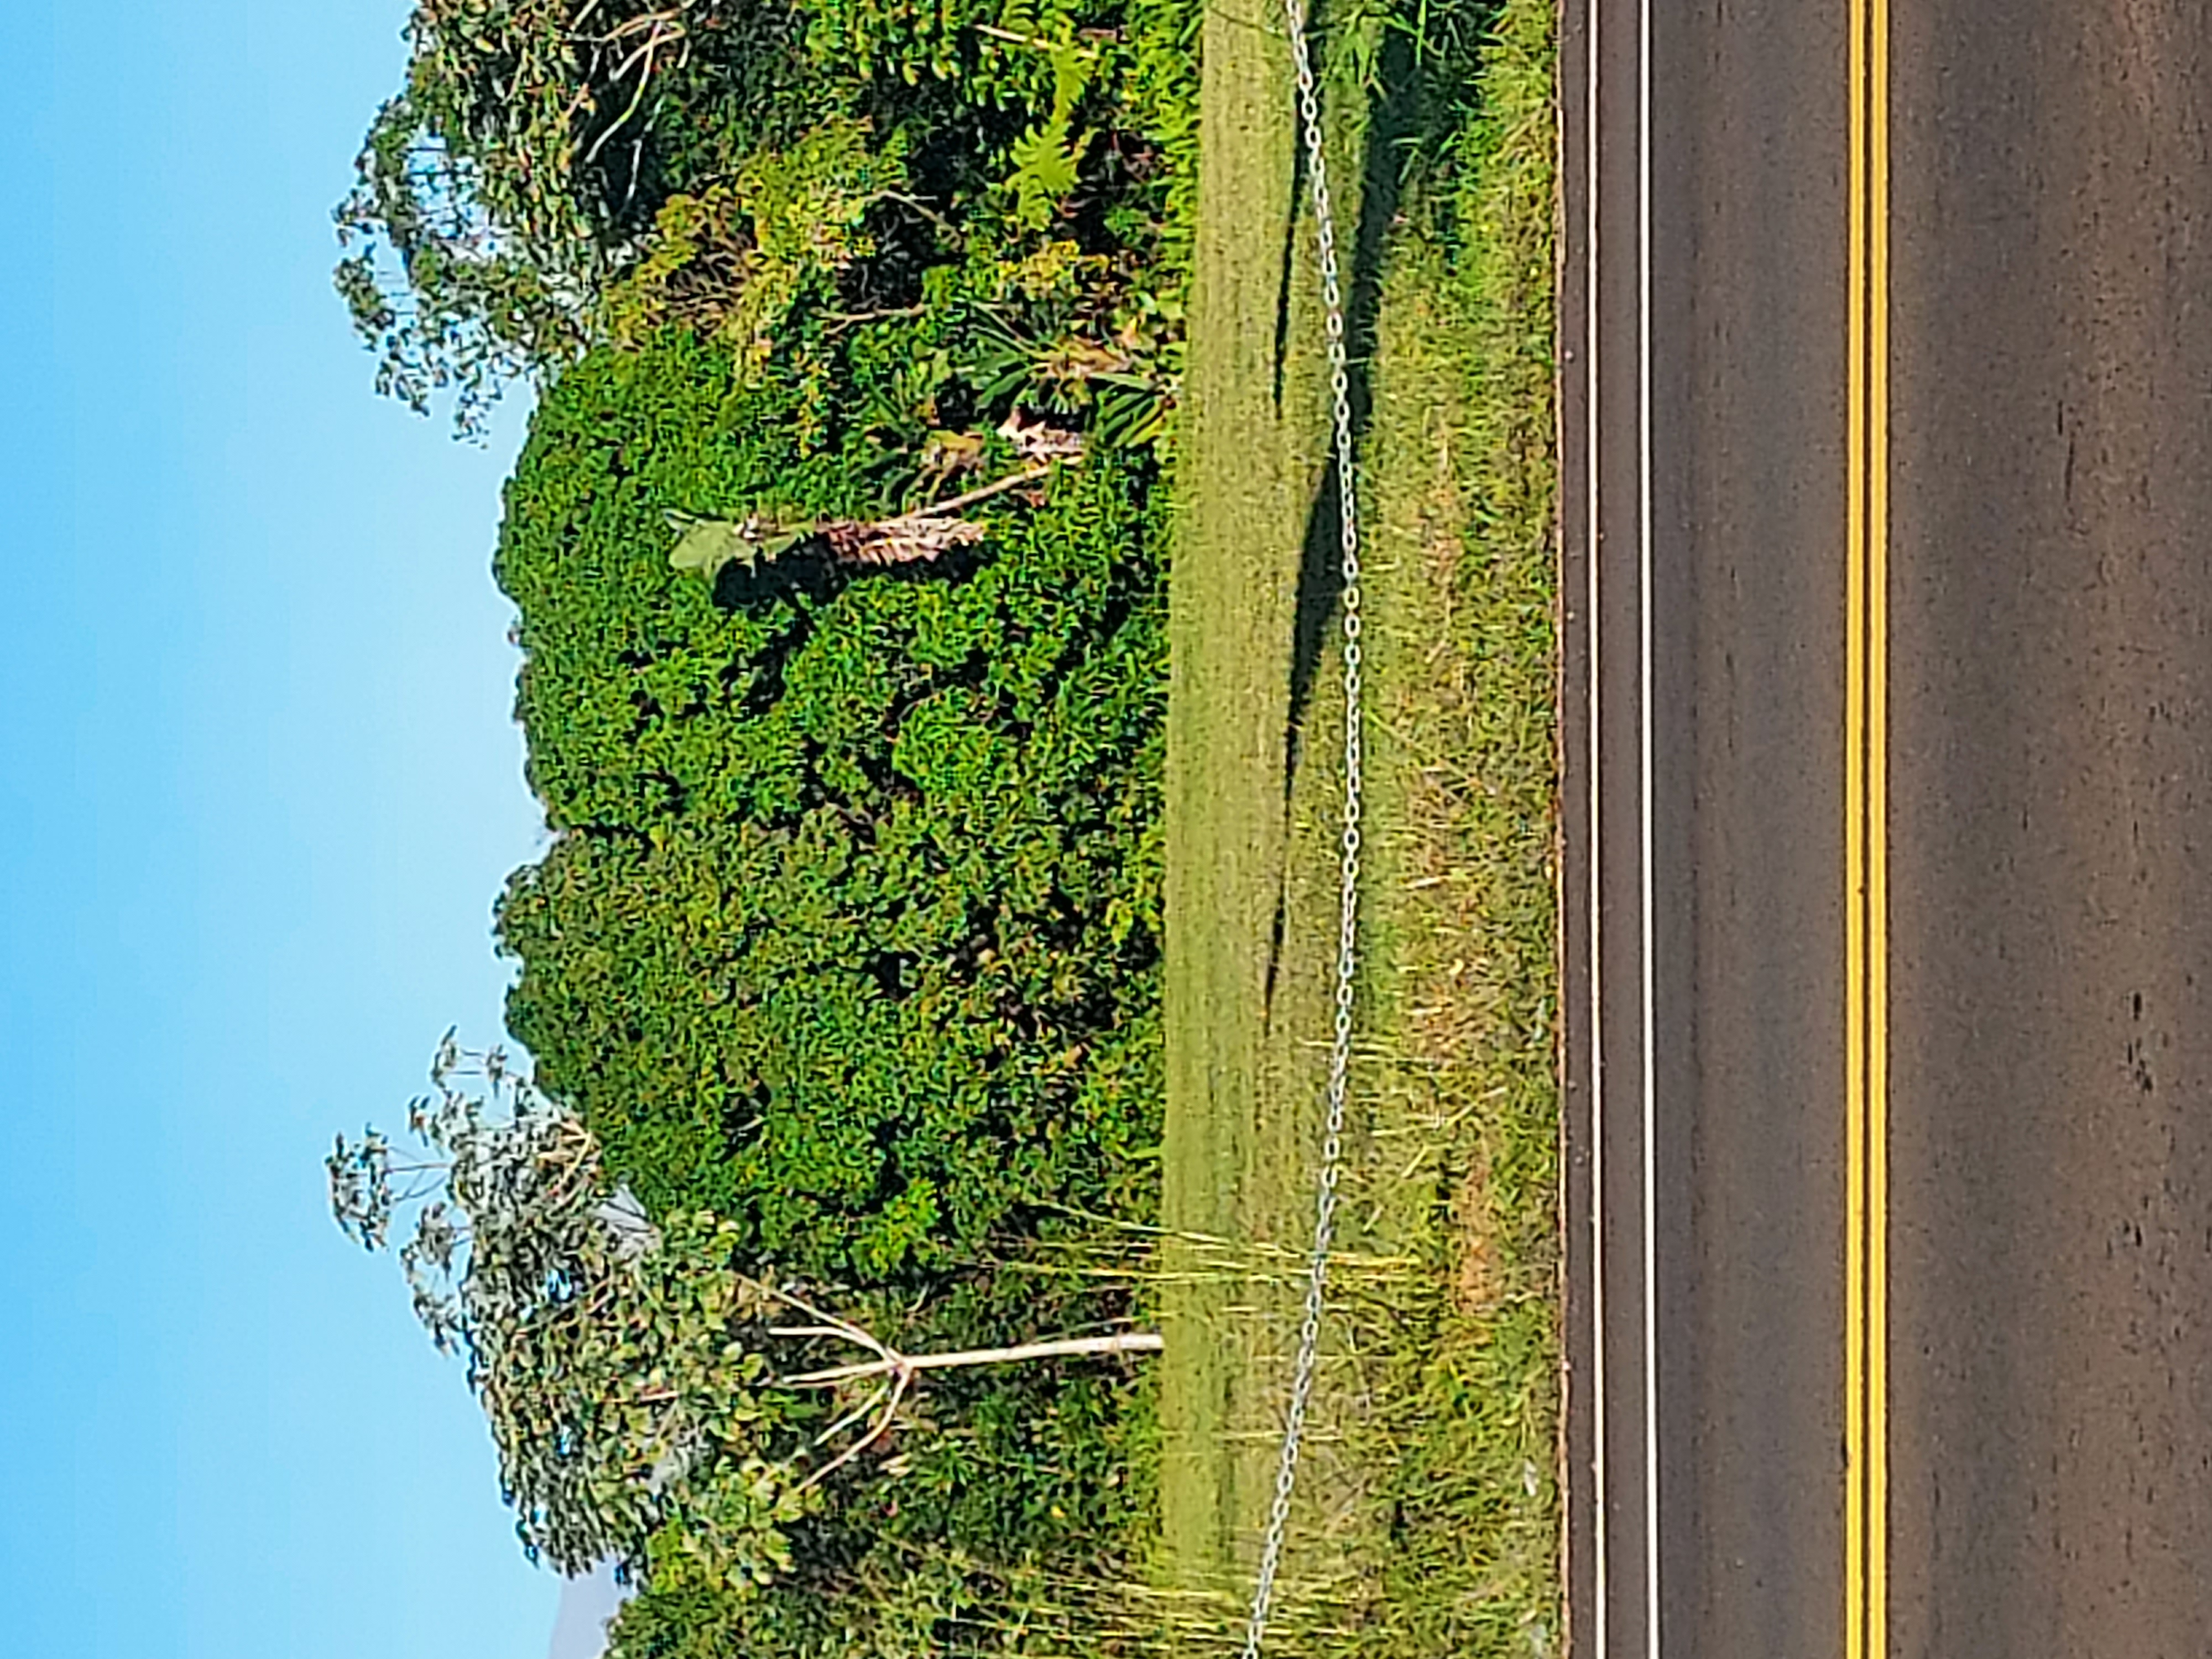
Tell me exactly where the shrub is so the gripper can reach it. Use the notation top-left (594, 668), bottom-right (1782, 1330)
top-left (334, 0), bottom-right (821, 435)
top-left (603, 1265), bottom-right (1156, 1659)
top-left (492, 326), bottom-right (1166, 1280)
top-left (336, 0), bottom-right (1198, 433)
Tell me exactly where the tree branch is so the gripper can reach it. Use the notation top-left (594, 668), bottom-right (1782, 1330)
top-left (780, 1330), bottom-right (1164, 1389)
top-left (909, 460), bottom-right (1055, 519)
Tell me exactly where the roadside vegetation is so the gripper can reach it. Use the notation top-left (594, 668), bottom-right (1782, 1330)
top-left (1160, 0), bottom-right (1558, 1651)
top-left (337, 2), bottom-right (1194, 1652)
top-left (327, 0), bottom-right (1557, 1652)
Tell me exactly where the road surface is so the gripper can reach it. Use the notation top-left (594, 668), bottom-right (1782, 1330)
top-left (1560, 2), bottom-right (2212, 1655)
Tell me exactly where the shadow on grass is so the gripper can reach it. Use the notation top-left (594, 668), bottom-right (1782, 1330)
top-left (1283, 0), bottom-right (1501, 787)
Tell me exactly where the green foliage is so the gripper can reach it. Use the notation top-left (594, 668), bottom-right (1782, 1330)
top-left (333, 95), bottom-right (599, 439)
top-left (799, 0), bottom-right (1078, 100)
top-left (604, 1270), bottom-right (1157, 1659)
top-left (665, 513), bottom-right (795, 582)
top-left (1003, 35), bottom-right (1095, 231)
top-left (327, 1041), bottom-right (815, 1585)
top-left (337, 0), bottom-right (1203, 433)
top-left (492, 327), bottom-right (1167, 1280)
top-left (334, 0), bottom-right (817, 434)
top-left (333, 0), bottom-right (1205, 1642)
top-left (603, 119), bottom-right (912, 368)
top-left (1115, 0), bottom-right (1201, 274)
top-left (331, 1041), bottom-right (1161, 1629)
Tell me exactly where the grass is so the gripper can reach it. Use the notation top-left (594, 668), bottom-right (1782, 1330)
top-left (1156, 0), bottom-right (1349, 1603)
top-left (1154, 0), bottom-right (1561, 1652)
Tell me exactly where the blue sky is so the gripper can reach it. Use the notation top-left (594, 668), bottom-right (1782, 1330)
top-left (2, 4), bottom-right (589, 1654)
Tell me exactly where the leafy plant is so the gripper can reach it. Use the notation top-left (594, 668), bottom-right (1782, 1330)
top-left (956, 299), bottom-right (1180, 450)
top-left (1003, 32), bottom-right (1097, 230)
top-left (666, 444), bottom-right (1076, 582)
top-left (331, 1037), bottom-right (1161, 1594)
top-left (604, 119), bottom-right (915, 371)
top-left (336, 0), bottom-right (1202, 433)
top-left (492, 328), bottom-right (1166, 1278)
top-left (333, 0), bottom-right (813, 434)
top-left (328, 1036), bottom-right (812, 1585)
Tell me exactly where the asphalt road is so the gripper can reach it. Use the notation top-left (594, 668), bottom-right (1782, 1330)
top-left (1561, 2), bottom-right (2212, 1655)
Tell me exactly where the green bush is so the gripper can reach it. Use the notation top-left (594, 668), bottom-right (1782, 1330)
top-left (322, 0), bottom-right (1207, 1645)
top-left (492, 326), bottom-right (1166, 1280)
top-left (605, 1267), bottom-right (1155, 1659)
top-left (337, 0), bottom-right (1197, 432)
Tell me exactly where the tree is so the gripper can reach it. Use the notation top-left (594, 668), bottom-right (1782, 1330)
top-left (328, 1035), bottom-right (1160, 1589)
top-left (492, 329), bottom-right (1168, 1278)
top-left (332, 0), bottom-right (807, 436)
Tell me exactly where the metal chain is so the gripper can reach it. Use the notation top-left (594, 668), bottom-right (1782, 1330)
top-left (1238, 0), bottom-right (1363, 1651)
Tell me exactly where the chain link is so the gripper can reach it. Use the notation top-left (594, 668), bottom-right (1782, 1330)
top-left (1238, 1), bottom-right (1363, 1651)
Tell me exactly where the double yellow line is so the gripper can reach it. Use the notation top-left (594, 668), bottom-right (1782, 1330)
top-left (1844, 0), bottom-right (1890, 1651)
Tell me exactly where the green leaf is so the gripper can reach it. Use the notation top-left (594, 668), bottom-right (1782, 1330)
top-left (667, 520), bottom-right (755, 579)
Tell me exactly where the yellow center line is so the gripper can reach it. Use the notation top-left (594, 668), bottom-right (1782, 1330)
top-left (1845, 0), bottom-right (1889, 1653)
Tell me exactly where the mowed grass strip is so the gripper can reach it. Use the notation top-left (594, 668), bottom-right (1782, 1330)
top-left (1156, 1), bottom-right (1559, 1652)
top-left (1156, 0), bottom-right (1340, 1611)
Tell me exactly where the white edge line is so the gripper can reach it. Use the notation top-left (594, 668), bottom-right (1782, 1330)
top-left (1637, 0), bottom-right (1661, 1650)
top-left (1585, 0), bottom-right (1608, 1649)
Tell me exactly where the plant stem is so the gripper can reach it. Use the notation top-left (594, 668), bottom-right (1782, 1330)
top-left (910, 461), bottom-right (1055, 520)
